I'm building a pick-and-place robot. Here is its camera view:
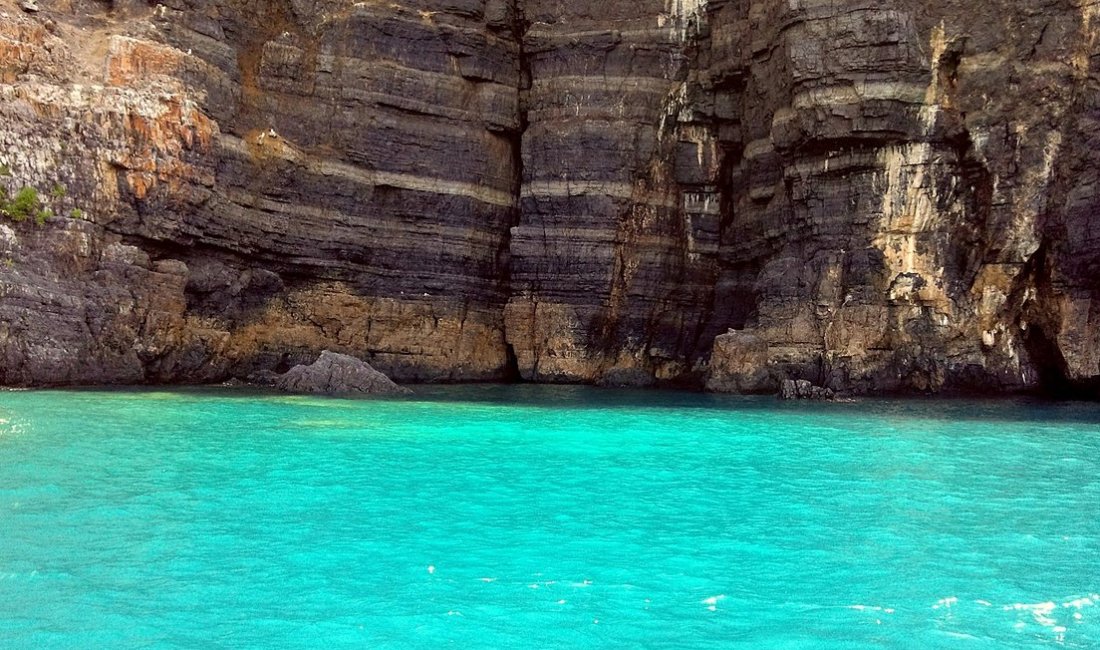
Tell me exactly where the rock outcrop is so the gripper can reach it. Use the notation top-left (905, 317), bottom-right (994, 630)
top-left (778, 379), bottom-right (834, 402)
top-left (0, 0), bottom-right (1097, 397)
top-left (274, 350), bottom-right (410, 395)
top-left (704, 330), bottom-right (772, 394)
top-left (0, 220), bottom-right (194, 385)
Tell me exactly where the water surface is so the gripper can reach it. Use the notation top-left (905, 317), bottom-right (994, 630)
top-left (0, 386), bottom-right (1098, 648)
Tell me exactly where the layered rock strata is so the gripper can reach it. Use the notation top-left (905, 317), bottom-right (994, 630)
top-left (1, 0), bottom-right (520, 384)
top-left (505, 0), bottom-right (723, 386)
top-left (702, 0), bottom-right (1100, 395)
top-left (0, 0), bottom-right (1097, 396)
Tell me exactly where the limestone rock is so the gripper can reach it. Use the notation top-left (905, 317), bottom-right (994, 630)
top-left (274, 351), bottom-right (411, 396)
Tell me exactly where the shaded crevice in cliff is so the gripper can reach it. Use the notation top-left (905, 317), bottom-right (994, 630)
top-left (1021, 324), bottom-right (1093, 397)
top-left (944, 127), bottom-right (996, 293)
top-left (1016, 242), bottom-right (1077, 396)
top-left (498, 0), bottom-right (531, 298)
top-left (502, 342), bottom-right (522, 382)
top-left (991, 210), bottom-right (1094, 400)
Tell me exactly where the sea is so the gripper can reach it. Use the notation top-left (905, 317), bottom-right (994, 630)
top-left (0, 385), bottom-right (1097, 648)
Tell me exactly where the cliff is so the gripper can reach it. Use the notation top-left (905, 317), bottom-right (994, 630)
top-left (0, 0), bottom-right (1097, 396)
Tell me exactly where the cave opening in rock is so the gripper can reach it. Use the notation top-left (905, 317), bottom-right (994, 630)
top-left (503, 343), bottom-right (522, 383)
top-left (1023, 324), bottom-right (1098, 399)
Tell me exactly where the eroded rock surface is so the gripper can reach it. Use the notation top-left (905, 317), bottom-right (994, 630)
top-left (274, 350), bottom-right (410, 395)
top-left (0, 0), bottom-right (1097, 396)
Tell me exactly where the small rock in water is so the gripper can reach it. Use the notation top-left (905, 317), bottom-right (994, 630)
top-left (795, 379), bottom-right (813, 398)
top-left (778, 378), bottom-right (834, 401)
top-left (779, 379), bottom-right (797, 400)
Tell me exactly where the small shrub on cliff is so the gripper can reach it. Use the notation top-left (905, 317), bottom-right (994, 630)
top-left (0, 163), bottom-right (11, 177)
top-left (70, 208), bottom-right (83, 220)
top-left (1, 187), bottom-right (41, 222)
top-left (0, 177), bottom-right (74, 226)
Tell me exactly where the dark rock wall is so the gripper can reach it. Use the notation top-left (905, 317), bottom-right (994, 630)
top-left (506, 0), bottom-right (722, 385)
top-left (151, 0), bottom-right (525, 382)
top-left (704, 0), bottom-right (1100, 395)
top-left (0, 0), bottom-right (1097, 395)
top-left (1, 0), bottom-right (523, 383)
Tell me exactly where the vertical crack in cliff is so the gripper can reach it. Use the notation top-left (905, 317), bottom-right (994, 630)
top-left (595, 1), bottom-right (722, 384)
top-left (499, 0), bottom-right (531, 382)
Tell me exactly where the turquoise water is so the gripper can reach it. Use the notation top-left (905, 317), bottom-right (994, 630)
top-left (0, 386), bottom-right (1098, 649)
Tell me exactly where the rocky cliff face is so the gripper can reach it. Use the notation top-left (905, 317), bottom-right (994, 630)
top-left (703, 0), bottom-right (1100, 396)
top-left (1, 0), bottom-right (1097, 395)
top-left (1, 0), bottom-right (519, 384)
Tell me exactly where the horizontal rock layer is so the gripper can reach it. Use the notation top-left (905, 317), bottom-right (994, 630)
top-left (0, 0), bottom-right (1097, 396)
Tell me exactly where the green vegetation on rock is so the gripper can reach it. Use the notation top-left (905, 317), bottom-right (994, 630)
top-left (0, 166), bottom-right (83, 226)
top-left (2, 186), bottom-right (41, 222)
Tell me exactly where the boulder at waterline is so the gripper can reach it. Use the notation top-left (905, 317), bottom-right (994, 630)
top-left (274, 351), bottom-right (412, 396)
